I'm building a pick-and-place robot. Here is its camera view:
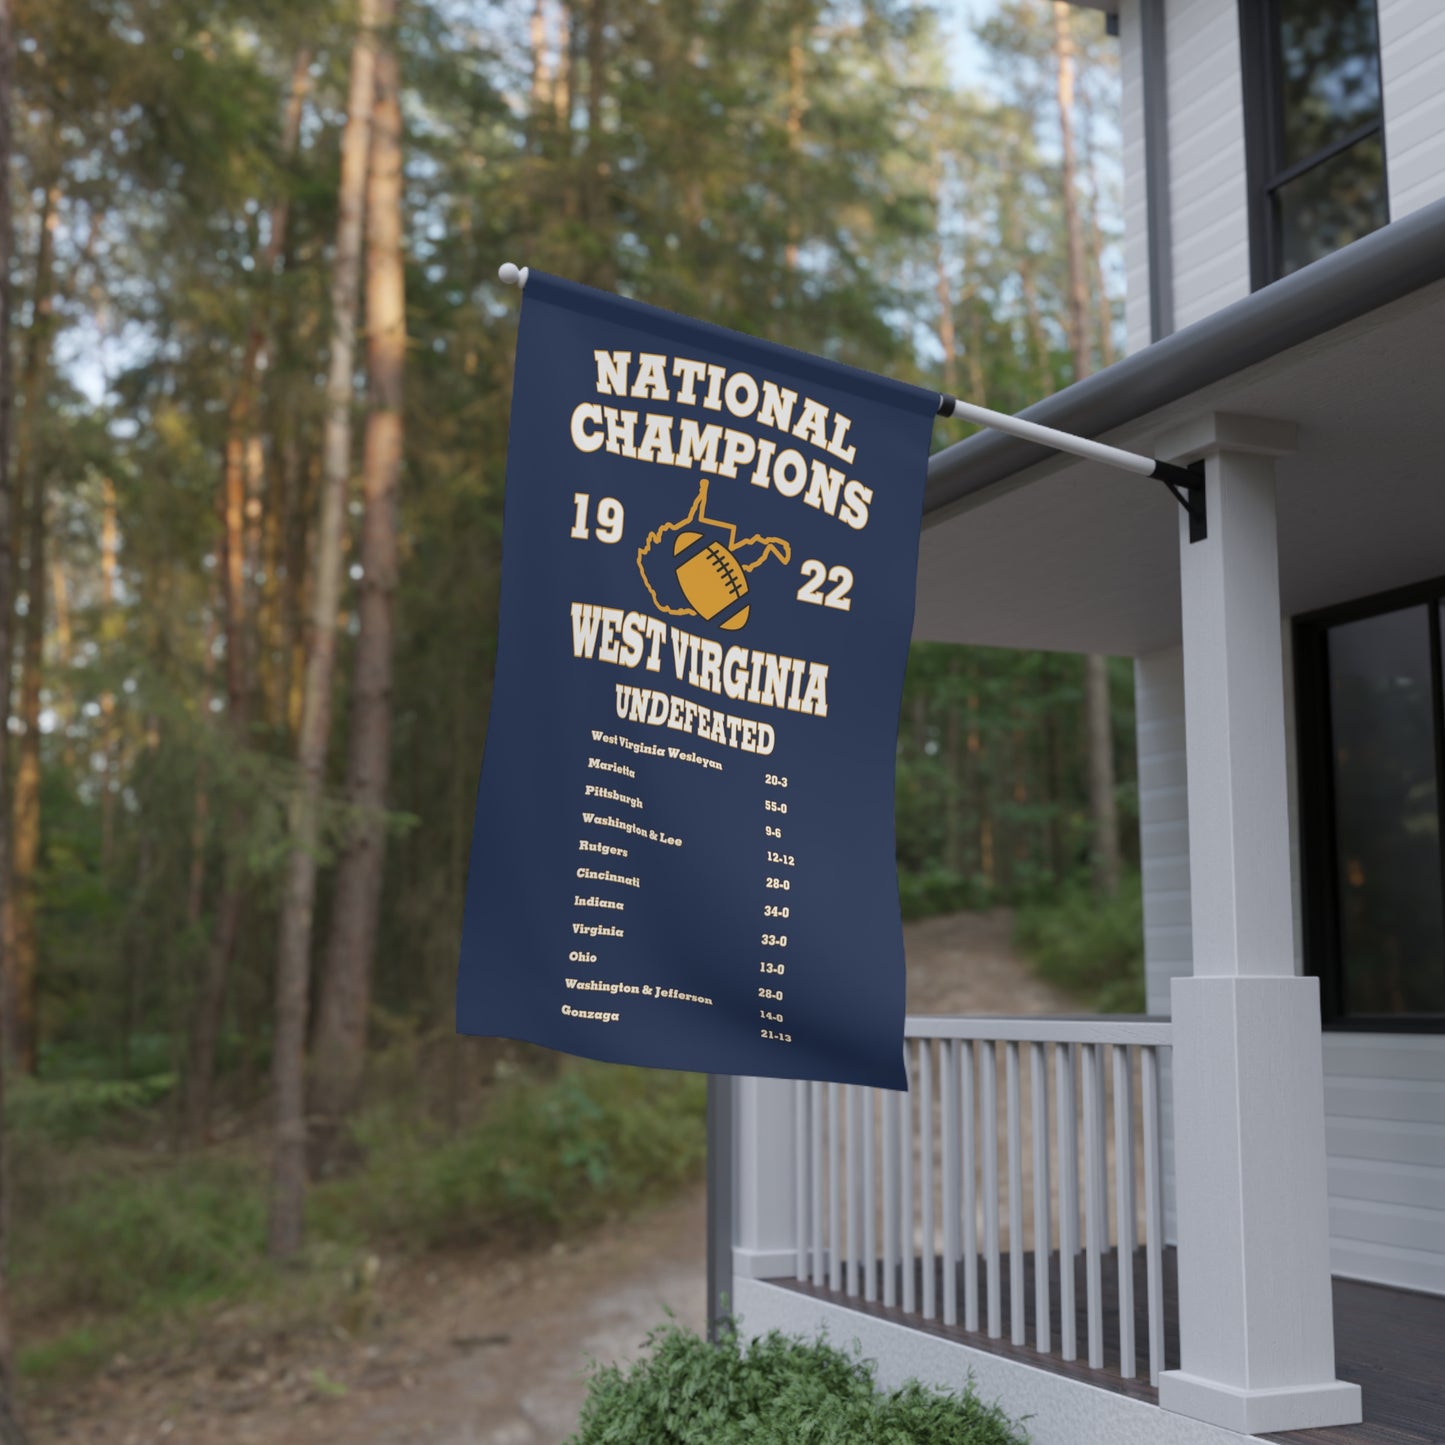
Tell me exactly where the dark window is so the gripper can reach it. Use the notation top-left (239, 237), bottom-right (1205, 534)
top-left (1240, 0), bottom-right (1389, 286)
top-left (1296, 580), bottom-right (1445, 1030)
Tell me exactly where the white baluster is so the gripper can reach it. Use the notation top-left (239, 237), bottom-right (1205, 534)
top-left (1007, 1040), bottom-right (1025, 1346)
top-left (828, 1082), bottom-right (842, 1292)
top-left (941, 1040), bottom-right (959, 1326)
top-left (962, 1039), bottom-right (979, 1332)
top-left (902, 1046), bottom-right (915, 1313)
top-left (920, 1039), bottom-right (936, 1320)
top-left (981, 1040), bottom-right (1001, 1339)
top-left (863, 1088), bottom-right (877, 1303)
top-left (883, 1081), bottom-right (899, 1308)
top-left (811, 1080), bottom-right (825, 1287)
top-left (1082, 1043), bottom-right (1104, 1369)
top-left (1114, 1045), bottom-right (1138, 1379)
top-left (1031, 1041), bottom-right (1052, 1356)
top-left (795, 1078), bottom-right (809, 1281)
top-left (1056, 1042), bottom-right (1078, 1362)
top-left (1142, 1045), bottom-right (1166, 1387)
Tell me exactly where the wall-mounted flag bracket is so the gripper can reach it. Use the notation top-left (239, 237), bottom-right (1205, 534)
top-left (1151, 458), bottom-right (1207, 543)
top-left (937, 393), bottom-right (1208, 543)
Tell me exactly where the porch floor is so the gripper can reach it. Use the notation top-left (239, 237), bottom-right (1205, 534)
top-left (775, 1252), bottom-right (1444, 1443)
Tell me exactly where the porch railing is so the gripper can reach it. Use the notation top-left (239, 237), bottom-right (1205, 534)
top-left (790, 1016), bottom-right (1172, 1387)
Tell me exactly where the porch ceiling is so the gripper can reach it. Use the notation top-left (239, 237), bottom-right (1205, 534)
top-left (913, 278), bottom-right (1445, 656)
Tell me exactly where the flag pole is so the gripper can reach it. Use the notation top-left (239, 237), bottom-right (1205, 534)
top-left (495, 262), bottom-right (1206, 541)
top-left (936, 393), bottom-right (1205, 540)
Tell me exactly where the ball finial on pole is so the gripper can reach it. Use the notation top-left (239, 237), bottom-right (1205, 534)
top-left (498, 261), bottom-right (528, 288)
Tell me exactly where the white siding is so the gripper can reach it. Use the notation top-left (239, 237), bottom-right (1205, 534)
top-left (1120, 1), bottom-right (1443, 346)
top-left (1135, 645), bottom-right (1190, 1244)
top-left (1119, 0), bottom-right (1152, 355)
top-left (1322, 1035), bottom-right (1445, 1295)
top-left (1377, 0), bottom-right (1445, 220)
top-left (1163, 0), bottom-right (1250, 330)
top-left (1137, 637), bottom-right (1445, 1295)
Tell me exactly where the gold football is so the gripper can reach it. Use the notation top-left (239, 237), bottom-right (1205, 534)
top-left (673, 532), bottom-right (750, 630)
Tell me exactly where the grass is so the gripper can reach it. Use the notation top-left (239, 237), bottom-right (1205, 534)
top-left (12, 1054), bottom-right (707, 1382)
top-left (568, 1316), bottom-right (1031, 1444)
top-left (1013, 872), bottom-right (1146, 1013)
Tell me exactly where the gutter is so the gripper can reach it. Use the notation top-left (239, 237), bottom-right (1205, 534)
top-left (924, 193), bottom-right (1445, 519)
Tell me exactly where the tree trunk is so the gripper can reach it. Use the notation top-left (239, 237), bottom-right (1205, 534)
top-left (530, 0), bottom-right (553, 127)
top-left (1085, 654), bottom-right (1120, 897)
top-left (944, 657), bottom-right (962, 874)
top-left (785, 30), bottom-right (805, 273)
top-left (268, 0), bottom-right (380, 1260)
top-left (967, 693), bottom-right (991, 887)
top-left (1051, 1), bottom-right (1091, 385)
top-left (1080, 85), bottom-right (1115, 369)
top-left (181, 47), bottom-right (311, 1149)
top-left (99, 476), bottom-right (117, 874)
top-left (310, 17), bottom-right (405, 1179)
top-left (582, 0), bottom-right (609, 281)
top-left (8, 177), bottom-right (59, 1076)
top-left (47, 559), bottom-right (73, 771)
top-left (0, 2), bottom-right (30, 1428)
top-left (1054, 0), bottom-right (1119, 896)
top-left (931, 162), bottom-right (957, 394)
top-left (554, 0), bottom-right (574, 146)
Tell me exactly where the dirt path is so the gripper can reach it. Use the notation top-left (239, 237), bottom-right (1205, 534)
top-left (903, 908), bottom-right (1076, 1018)
top-left (31, 909), bottom-right (1065, 1445)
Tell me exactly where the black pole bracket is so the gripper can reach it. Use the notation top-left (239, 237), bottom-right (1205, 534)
top-left (1151, 458), bottom-right (1207, 543)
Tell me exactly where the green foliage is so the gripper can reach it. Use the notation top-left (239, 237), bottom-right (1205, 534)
top-left (18, 1152), bottom-right (267, 1320)
top-left (313, 1062), bottom-right (707, 1250)
top-left (568, 1316), bottom-right (1031, 1444)
top-left (1013, 872), bottom-right (1145, 1012)
top-left (8, 1071), bottom-right (175, 1143)
top-left (897, 865), bottom-right (993, 921)
top-left (6, 0), bottom-right (1128, 1082)
top-left (11, 1057), bottom-right (706, 1374)
top-left (895, 646), bottom-right (1138, 911)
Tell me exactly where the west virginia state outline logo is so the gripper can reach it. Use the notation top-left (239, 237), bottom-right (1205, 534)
top-left (635, 477), bottom-right (791, 631)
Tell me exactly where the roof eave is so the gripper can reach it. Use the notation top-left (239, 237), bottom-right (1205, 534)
top-left (924, 194), bottom-right (1445, 519)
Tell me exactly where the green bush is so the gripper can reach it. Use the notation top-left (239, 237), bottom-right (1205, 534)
top-left (15, 1058), bottom-right (707, 1378)
top-left (14, 1150), bottom-right (267, 1321)
top-left (8, 1071), bottom-right (176, 1143)
top-left (897, 865), bottom-right (993, 921)
top-left (315, 1061), bottom-right (706, 1249)
top-left (569, 1317), bottom-right (1030, 1444)
top-left (1013, 873), bottom-right (1145, 1013)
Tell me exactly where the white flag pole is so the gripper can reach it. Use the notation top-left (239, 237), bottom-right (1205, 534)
top-left (496, 262), bottom-right (1205, 540)
top-left (937, 393), bottom-right (1205, 540)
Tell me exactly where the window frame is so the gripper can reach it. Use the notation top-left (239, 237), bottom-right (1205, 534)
top-left (1239, 0), bottom-right (1390, 290)
top-left (1294, 575), bottom-right (1445, 1033)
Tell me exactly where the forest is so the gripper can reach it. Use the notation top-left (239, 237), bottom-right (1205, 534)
top-left (0, 0), bottom-right (1136, 1432)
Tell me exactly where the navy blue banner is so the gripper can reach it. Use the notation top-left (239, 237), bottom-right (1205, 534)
top-left (456, 274), bottom-right (937, 1089)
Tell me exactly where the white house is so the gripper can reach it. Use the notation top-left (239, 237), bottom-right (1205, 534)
top-left (714, 2), bottom-right (1445, 1440)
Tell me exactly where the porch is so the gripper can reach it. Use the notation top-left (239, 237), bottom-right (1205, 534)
top-left (726, 1016), bottom-right (1444, 1444)
top-left (767, 1257), bottom-right (1443, 1444)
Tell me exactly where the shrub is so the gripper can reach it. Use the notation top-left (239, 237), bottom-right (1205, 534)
top-left (568, 1317), bottom-right (1030, 1444)
top-left (14, 1150), bottom-right (266, 1321)
top-left (897, 865), bottom-right (993, 921)
top-left (1013, 873), bottom-right (1145, 1013)
top-left (9, 1071), bottom-right (176, 1144)
top-left (316, 1062), bottom-right (706, 1249)
top-left (15, 1058), bottom-right (707, 1378)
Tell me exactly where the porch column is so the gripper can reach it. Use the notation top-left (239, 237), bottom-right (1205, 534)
top-left (732, 1076), bottom-right (799, 1284)
top-left (1155, 413), bottom-right (1362, 1435)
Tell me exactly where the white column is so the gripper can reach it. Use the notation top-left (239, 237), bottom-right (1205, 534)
top-left (733, 1076), bottom-right (799, 1279)
top-left (1154, 413), bottom-right (1362, 1436)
